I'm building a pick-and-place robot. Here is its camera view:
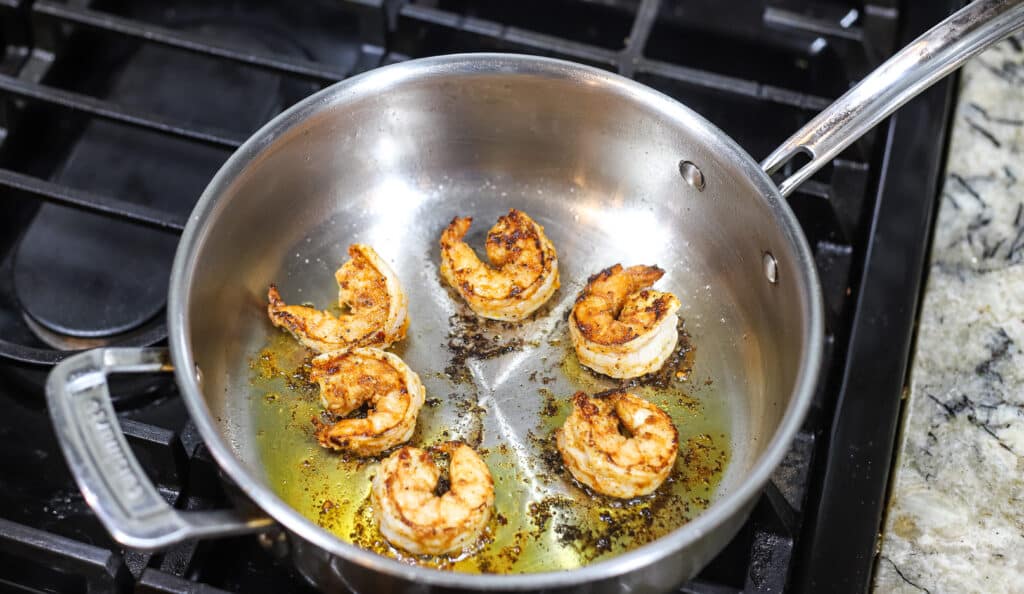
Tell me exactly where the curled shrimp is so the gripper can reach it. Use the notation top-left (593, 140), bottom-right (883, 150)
top-left (439, 208), bottom-right (559, 321)
top-left (556, 391), bottom-right (679, 498)
top-left (372, 441), bottom-right (494, 555)
top-left (267, 244), bottom-right (408, 353)
top-left (312, 348), bottom-right (425, 456)
top-left (569, 264), bottom-right (681, 378)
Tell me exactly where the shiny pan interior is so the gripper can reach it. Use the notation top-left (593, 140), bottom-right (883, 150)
top-left (168, 54), bottom-right (821, 589)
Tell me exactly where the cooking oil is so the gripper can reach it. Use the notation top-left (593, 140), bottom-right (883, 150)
top-left (250, 319), bottom-right (730, 574)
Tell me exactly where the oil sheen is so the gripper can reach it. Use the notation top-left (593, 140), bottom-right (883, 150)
top-left (251, 319), bottom-right (730, 574)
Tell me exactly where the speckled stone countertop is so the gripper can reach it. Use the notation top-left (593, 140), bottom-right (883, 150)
top-left (873, 34), bottom-right (1024, 594)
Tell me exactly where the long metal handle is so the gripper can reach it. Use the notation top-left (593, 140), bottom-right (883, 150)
top-left (46, 347), bottom-right (272, 551)
top-left (763, 0), bottom-right (1024, 197)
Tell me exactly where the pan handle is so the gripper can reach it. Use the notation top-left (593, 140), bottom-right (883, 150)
top-left (762, 0), bottom-right (1024, 197)
top-left (45, 347), bottom-right (273, 551)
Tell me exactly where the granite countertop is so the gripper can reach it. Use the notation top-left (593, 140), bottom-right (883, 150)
top-left (873, 34), bottom-right (1024, 594)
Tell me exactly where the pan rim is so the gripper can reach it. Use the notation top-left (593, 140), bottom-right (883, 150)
top-left (168, 52), bottom-right (824, 589)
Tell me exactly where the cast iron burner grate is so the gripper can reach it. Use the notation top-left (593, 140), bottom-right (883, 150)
top-left (0, 0), bottom-right (958, 592)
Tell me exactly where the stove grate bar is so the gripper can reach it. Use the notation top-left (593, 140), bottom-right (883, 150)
top-left (0, 167), bottom-right (186, 231)
top-left (0, 74), bottom-right (245, 148)
top-left (0, 517), bottom-right (129, 592)
top-left (32, 0), bottom-right (349, 83)
top-left (397, 3), bottom-right (833, 112)
top-left (398, 3), bottom-right (620, 67)
top-left (138, 569), bottom-right (231, 594)
top-left (637, 58), bottom-right (832, 111)
top-left (762, 6), bottom-right (864, 42)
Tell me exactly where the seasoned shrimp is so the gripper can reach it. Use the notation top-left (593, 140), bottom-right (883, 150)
top-left (372, 441), bottom-right (494, 555)
top-left (267, 244), bottom-right (408, 353)
top-left (569, 264), bottom-right (681, 378)
top-left (439, 209), bottom-right (559, 321)
top-left (312, 348), bottom-right (425, 456)
top-left (556, 391), bottom-right (679, 498)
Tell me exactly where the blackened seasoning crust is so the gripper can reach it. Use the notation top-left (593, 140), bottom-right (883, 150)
top-left (444, 312), bottom-right (524, 383)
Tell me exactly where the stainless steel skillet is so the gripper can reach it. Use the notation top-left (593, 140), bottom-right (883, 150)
top-left (44, 1), bottom-right (1024, 592)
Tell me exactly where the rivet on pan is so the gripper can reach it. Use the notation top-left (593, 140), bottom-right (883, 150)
top-left (194, 365), bottom-right (203, 385)
top-left (763, 252), bottom-right (778, 284)
top-left (678, 160), bottom-right (705, 191)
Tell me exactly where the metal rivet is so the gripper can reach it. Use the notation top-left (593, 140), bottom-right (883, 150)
top-left (678, 160), bottom-right (705, 191)
top-left (763, 252), bottom-right (778, 284)
top-left (194, 365), bottom-right (203, 385)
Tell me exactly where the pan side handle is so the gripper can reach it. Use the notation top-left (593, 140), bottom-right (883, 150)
top-left (45, 347), bottom-right (273, 551)
top-left (762, 0), bottom-right (1024, 198)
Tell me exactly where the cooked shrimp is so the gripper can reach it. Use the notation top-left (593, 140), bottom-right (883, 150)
top-left (267, 244), bottom-right (408, 353)
top-left (569, 264), bottom-right (681, 378)
top-left (439, 209), bottom-right (559, 321)
top-left (556, 391), bottom-right (679, 498)
top-left (312, 348), bottom-right (425, 456)
top-left (372, 441), bottom-right (494, 555)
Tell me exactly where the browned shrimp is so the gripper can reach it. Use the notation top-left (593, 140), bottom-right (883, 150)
top-left (439, 209), bottom-right (559, 321)
top-left (569, 264), bottom-right (680, 378)
top-left (372, 441), bottom-right (494, 555)
top-left (556, 391), bottom-right (679, 498)
top-left (312, 348), bottom-right (424, 456)
top-left (267, 244), bottom-right (407, 353)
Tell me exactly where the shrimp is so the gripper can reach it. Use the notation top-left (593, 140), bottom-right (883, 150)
top-left (439, 208), bottom-right (559, 321)
top-left (555, 391), bottom-right (679, 498)
top-left (267, 244), bottom-right (408, 353)
top-left (312, 348), bottom-right (425, 456)
top-left (372, 441), bottom-right (494, 555)
top-left (569, 264), bottom-right (681, 378)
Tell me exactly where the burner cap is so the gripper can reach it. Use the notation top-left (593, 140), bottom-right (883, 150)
top-left (12, 17), bottom-right (314, 342)
top-left (14, 204), bottom-right (175, 338)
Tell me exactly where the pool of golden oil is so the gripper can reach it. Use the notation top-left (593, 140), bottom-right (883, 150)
top-left (249, 333), bottom-right (373, 547)
top-left (463, 324), bottom-right (732, 572)
top-left (250, 333), bottom-right (494, 572)
top-left (250, 319), bottom-right (731, 574)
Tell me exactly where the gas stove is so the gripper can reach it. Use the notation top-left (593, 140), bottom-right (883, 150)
top-left (0, 1), bottom-right (958, 592)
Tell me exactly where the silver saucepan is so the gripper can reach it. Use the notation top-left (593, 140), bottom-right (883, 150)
top-left (45, 1), bottom-right (1024, 592)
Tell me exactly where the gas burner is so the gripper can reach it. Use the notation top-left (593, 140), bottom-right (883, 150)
top-left (11, 28), bottom-right (311, 342)
top-left (21, 311), bottom-right (160, 350)
top-left (14, 204), bottom-right (176, 341)
top-left (0, 9), bottom-right (327, 369)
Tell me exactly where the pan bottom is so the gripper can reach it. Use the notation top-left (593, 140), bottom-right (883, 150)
top-left (248, 303), bottom-right (731, 573)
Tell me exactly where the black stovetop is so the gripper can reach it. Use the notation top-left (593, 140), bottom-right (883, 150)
top-left (0, 1), bottom-right (959, 592)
